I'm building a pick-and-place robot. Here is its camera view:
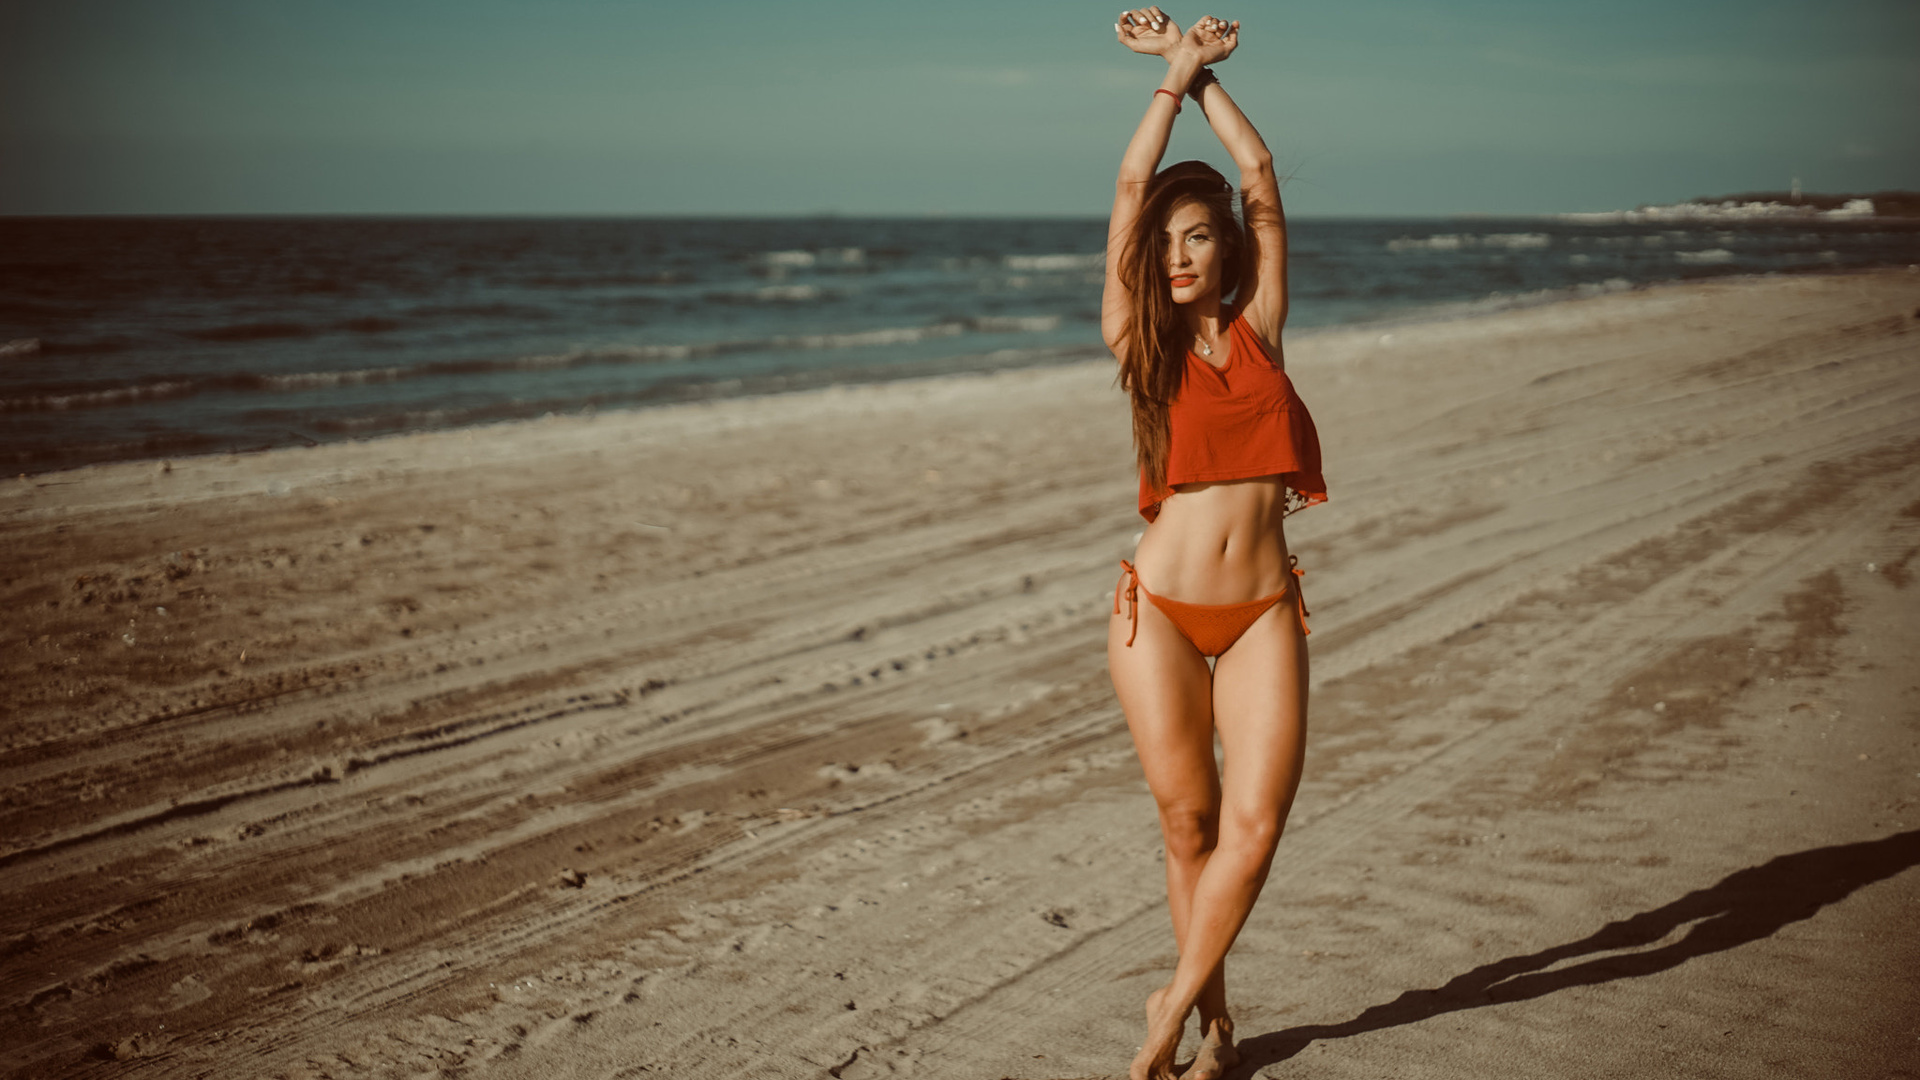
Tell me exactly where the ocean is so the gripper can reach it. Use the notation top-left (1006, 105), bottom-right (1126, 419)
top-left (3, 215), bottom-right (1916, 474)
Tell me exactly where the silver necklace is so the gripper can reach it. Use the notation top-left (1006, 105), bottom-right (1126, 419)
top-left (1195, 332), bottom-right (1214, 357)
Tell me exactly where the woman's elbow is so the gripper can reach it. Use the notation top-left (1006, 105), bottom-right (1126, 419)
top-left (1238, 154), bottom-right (1275, 182)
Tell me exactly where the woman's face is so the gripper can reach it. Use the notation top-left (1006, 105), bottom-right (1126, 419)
top-left (1163, 200), bottom-right (1223, 305)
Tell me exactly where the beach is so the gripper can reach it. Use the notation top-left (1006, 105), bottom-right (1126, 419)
top-left (4, 268), bottom-right (1918, 1077)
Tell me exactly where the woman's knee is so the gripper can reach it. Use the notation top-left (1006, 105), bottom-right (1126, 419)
top-left (1159, 803), bottom-right (1220, 863)
top-left (1217, 805), bottom-right (1282, 861)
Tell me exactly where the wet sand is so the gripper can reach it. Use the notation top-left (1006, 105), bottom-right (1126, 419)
top-left (3, 270), bottom-right (1918, 1078)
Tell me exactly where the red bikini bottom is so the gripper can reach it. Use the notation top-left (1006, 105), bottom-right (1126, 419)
top-left (1115, 557), bottom-right (1310, 657)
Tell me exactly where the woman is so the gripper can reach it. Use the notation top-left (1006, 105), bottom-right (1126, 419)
top-left (1103, 9), bottom-right (1325, 1080)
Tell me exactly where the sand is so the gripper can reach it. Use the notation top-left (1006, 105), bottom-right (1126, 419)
top-left (3, 269), bottom-right (1918, 1079)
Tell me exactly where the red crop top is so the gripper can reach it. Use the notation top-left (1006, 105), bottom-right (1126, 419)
top-left (1138, 310), bottom-right (1327, 522)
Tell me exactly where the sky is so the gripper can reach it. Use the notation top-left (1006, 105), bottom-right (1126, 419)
top-left (2, 0), bottom-right (1915, 217)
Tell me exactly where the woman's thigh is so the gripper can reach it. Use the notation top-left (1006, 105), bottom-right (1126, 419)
top-left (1209, 603), bottom-right (1309, 831)
top-left (1109, 594), bottom-right (1219, 809)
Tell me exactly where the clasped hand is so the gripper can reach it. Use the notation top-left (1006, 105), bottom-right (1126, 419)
top-left (1115, 6), bottom-right (1240, 64)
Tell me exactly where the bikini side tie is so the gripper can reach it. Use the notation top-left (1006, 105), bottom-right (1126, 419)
top-left (1116, 560), bottom-right (1142, 647)
top-left (1289, 554), bottom-right (1310, 636)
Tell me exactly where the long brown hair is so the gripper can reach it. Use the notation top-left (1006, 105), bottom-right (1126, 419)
top-left (1116, 161), bottom-right (1248, 491)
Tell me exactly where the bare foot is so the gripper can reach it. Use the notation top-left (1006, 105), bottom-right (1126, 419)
top-left (1130, 985), bottom-right (1189, 1080)
top-left (1185, 1017), bottom-right (1239, 1080)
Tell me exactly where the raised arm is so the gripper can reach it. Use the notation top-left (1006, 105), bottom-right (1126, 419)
top-left (1188, 17), bottom-right (1288, 346)
top-left (1101, 8), bottom-right (1203, 356)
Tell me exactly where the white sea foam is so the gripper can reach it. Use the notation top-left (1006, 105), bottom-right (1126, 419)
top-left (1482, 233), bottom-right (1550, 249)
top-left (1, 338), bottom-right (41, 358)
top-left (755, 285), bottom-right (823, 302)
top-left (4, 380), bottom-right (199, 412)
top-left (1387, 235), bottom-right (1465, 252)
top-left (1675, 249), bottom-right (1735, 265)
top-left (1388, 233), bottom-right (1549, 252)
top-left (1559, 197), bottom-right (1877, 223)
top-left (1003, 253), bottom-right (1104, 271)
top-left (971, 315), bottom-right (1062, 333)
top-left (772, 323), bottom-right (967, 350)
top-left (762, 250), bottom-right (816, 268)
top-left (261, 367), bottom-right (410, 390)
top-left (535, 344), bottom-right (702, 367)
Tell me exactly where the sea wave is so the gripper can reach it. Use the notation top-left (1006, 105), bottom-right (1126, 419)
top-left (0, 317), bottom-right (1067, 413)
top-left (34, 337), bottom-right (138, 356)
top-left (769, 323), bottom-right (965, 349)
top-left (0, 366), bottom-right (414, 412)
top-left (339, 316), bottom-right (405, 333)
top-left (1003, 253), bottom-right (1104, 271)
top-left (183, 321), bottom-right (320, 343)
top-left (3, 379), bottom-right (205, 412)
top-left (754, 285), bottom-right (825, 302)
top-left (1387, 233), bottom-right (1550, 252)
top-left (1, 429), bottom-right (228, 470)
top-left (1675, 249), bottom-right (1735, 265)
top-left (407, 301), bottom-right (556, 320)
top-left (971, 315), bottom-right (1062, 332)
top-left (759, 248), bottom-right (865, 270)
top-left (526, 270), bottom-right (695, 288)
top-left (294, 342), bottom-right (1108, 437)
top-left (1484, 233), bottom-right (1551, 248)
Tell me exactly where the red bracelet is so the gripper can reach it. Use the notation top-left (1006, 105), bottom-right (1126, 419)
top-left (1154, 88), bottom-right (1182, 111)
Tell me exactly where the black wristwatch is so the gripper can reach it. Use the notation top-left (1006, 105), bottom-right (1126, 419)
top-left (1188, 67), bottom-right (1219, 101)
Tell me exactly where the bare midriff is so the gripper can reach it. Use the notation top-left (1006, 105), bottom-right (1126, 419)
top-left (1131, 474), bottom-right (1293, 603)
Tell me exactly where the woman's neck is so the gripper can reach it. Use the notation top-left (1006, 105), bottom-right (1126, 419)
top-left (1182, 295), bottom-right (1225, 339)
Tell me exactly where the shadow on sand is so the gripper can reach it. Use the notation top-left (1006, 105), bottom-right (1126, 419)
top-left (1230, 828), bottom-right (1920, 1075)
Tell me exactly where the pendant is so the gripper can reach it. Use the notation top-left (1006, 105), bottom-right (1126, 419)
top-left (1198, 339), bottom-right (1213, 357)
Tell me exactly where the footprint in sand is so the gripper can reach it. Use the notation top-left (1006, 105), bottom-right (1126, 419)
top-left (913, 717), bottom-right (966, 746)
top-left (819, 762), bottom-right (897, 783)
top-left (162, 974), bottom-right (211, 1010)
